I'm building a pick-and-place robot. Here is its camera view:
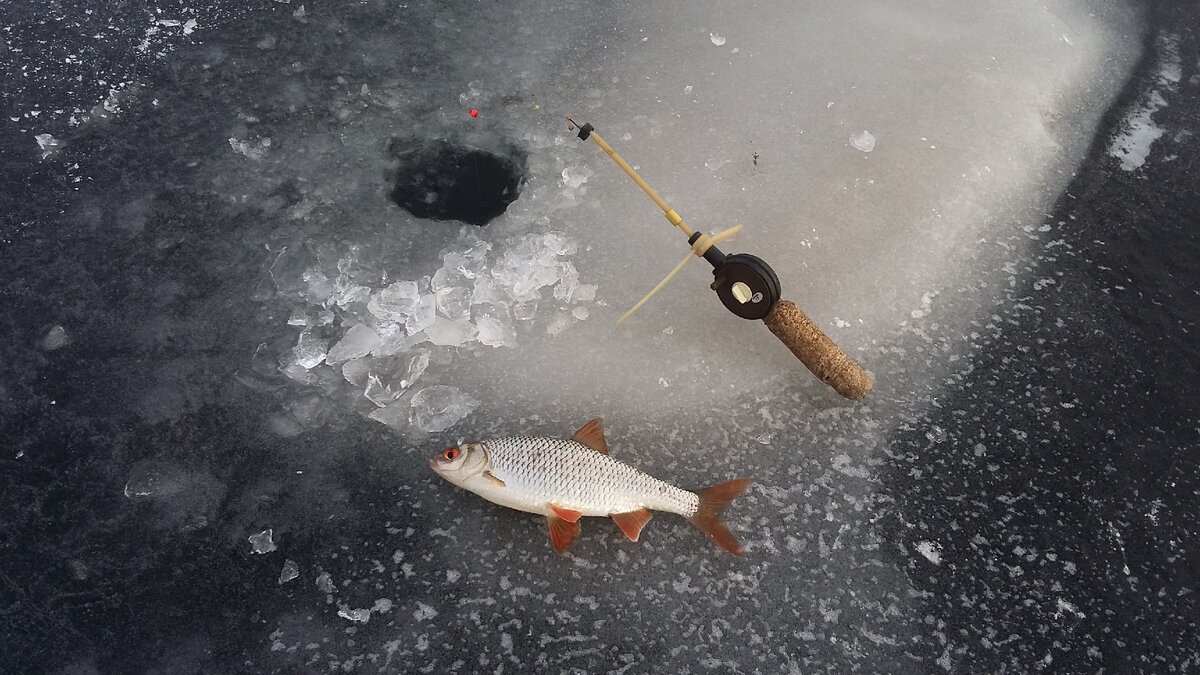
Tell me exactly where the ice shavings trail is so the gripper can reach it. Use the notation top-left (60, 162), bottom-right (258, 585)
top-left (258, 228), bottom-right (596, 435)
top-left (1108, 34), bottom-right (1182, 171)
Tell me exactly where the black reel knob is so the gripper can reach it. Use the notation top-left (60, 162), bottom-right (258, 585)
top-left (710, 253), bottom-right (781, 320)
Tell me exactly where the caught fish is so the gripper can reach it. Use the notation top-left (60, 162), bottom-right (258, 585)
top-left (429, 418), bottom-right (751, 555)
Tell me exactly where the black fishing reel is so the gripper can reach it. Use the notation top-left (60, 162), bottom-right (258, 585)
top-left (711, 253), bottom-right (781, 320)
top-left (686, 232), bottom-right (780, 320)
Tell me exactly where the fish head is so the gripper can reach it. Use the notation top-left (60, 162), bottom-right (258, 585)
top-left (428, 442), bottom-right (488, 486)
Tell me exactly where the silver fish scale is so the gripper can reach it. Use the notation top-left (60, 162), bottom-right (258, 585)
top-left (483, 436), bottom-right (700, 517)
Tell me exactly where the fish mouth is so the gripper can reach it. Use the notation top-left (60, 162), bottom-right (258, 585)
top-left (427, 457), bottom-right (440, 472)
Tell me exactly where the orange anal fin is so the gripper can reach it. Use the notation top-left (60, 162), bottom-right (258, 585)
top-left (570, 418), bottom-right (609, 454)
top-left (546, 514), bottom-right (580, 554)
top-left (548, 503), bottom-right (582, 523)
top-left (610, 508), bottom-right (653, 542)
top-left (687, 478), bottom-right (751, 556)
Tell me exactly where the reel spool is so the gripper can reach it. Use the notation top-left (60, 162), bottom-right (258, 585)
top-left (568, 117), bottom-right (873, 401)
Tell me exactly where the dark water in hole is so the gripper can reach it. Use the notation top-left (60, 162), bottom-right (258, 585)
top-left (388, 138), bottom-right (526, 226)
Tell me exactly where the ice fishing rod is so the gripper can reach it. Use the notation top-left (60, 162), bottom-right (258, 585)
top-left (567, 116), bottom-right (873, 401)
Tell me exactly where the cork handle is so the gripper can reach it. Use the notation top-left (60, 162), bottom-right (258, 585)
top-left (762, 300), bottom-right (873, 400)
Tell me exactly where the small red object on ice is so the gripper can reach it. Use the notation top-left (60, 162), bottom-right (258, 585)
top-left (469, 108), bottom-right (479, 118)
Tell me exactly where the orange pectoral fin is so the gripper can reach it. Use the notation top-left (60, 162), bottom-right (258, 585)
top-left (610, 509), bottom-right (653, 542)
top-left (548, 503), bottom-right (582, 523)
top-left (546, 514), bottom-right (580, 554)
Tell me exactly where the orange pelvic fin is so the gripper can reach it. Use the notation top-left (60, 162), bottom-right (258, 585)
top-left (687, 478), bottom-right (751, 556)
top-left (548, 503), bottom-right (582, 523)
top-left (610, 508), bottom-right (653, 542)
top-left (546, 514), bottom-right (580, 554)
top-left (570, 418), bottom-right (609, 454)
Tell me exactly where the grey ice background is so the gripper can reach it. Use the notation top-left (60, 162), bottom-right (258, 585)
top-left (7, 0), bottom-right (1197, 672)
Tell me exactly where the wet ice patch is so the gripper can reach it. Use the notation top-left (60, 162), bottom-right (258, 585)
top-left (229, 136), bottom-right (272, 160)
top-left (1109, 34), bottom-right (1181, 171)
top-left (413, 602), bottom-right (438, 621)
top-left (849, 130), bottom-right (876, 153)
top-left (34, 133), bottom-right (63, 159)
top-left (39, 325), bottom-right (71, 351)
top-left (249, 529), bottom-right (277, 554)
top-left (278, 559), bottom-right (300, 584)
top-left (337, 607), bottom-right (371, 623)
top-left (915, 540), bottom-right (942, 564)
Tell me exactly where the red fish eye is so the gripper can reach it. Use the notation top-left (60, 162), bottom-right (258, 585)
top-left (442, 447), bottom-right (460, 461)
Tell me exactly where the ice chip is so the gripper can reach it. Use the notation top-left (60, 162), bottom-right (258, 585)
top-left (35, 133), bottom-right (62, 158)
top-left (572, 306), bottom-right (589, 320)
top-left (279, 361), bottom-right (319, 385)
top-left (710, 33), bottom-right (727, 46)
top-left (301, 269), bottom-right (333, 304)
top-left (542, 232), bottom-right (577, 256)
top-left (341, 358), bottom-right (371, 386)
top-left (293, 329), bottom-right (328, 369)
top-left (326, 324), bottom-right (381, 363)
top-left (40, 324), bottom-right (71, 351)
top-left (368, 399), bottom-right (409, 429)
top-left (278, 559), bottom-right (300, 584)
top-left (511, 300), bottom-right (538, 321)
top-left (426, 318), bottom-right (479, 347)
top-left (431, 266), bottom-right (469, 292)
top-left (410, 386), bottom-right (480, 433)
top-left (364, 373), bottom-right (402, 407)
top-left (441, 252), bottom-right (481, 279)
top-left (286, 308), bottom-right (309, 327)
top-left (552, 261), bottom-right (580, 302)
top-left (435, 286), bottom-right (472, 321)
top-left (916, 540), bottom-right (942, 564)
top-left (571, 284), bottom-right (597, 303)
top-left (368, 280), bottom-right (421, 322)
top-left (546, 313), bottom-right (572, 336)
top-left (249, 529), bottom-right (277, 554)
top-left (338, 608), bottom-right (371, 623)
top-left (398, 349), bottom-right (430, 389)
top-left (475, 307), bottom-right (517, 348)
top-left (441, 234), bottom-right (490, 278)
top-left (850, 130), bottom-right (876, 152)
top-left (471, 276), bottom-right (503, 306)
top-left (561, 165), bottom-right (594, 188)
top-left (316, 571), bottom-right (335, 593)
top-left (330, 276), bottom-right (370, 308)
top-left (405, 294), bottom-right (437, 335)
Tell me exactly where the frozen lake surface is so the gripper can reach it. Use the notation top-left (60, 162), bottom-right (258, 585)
top-left (2, 0), bottom-right (1197, 672)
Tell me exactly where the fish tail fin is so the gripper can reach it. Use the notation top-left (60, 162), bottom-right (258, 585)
top-left (686, 478), bottom-right (751, 556)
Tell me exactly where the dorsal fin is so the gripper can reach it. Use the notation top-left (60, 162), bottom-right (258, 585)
top-left (571, 418), bottom-right (608, 454)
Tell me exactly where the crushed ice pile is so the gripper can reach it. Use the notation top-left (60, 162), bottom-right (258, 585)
top-left (258, 228), bottom-right (595, 435)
